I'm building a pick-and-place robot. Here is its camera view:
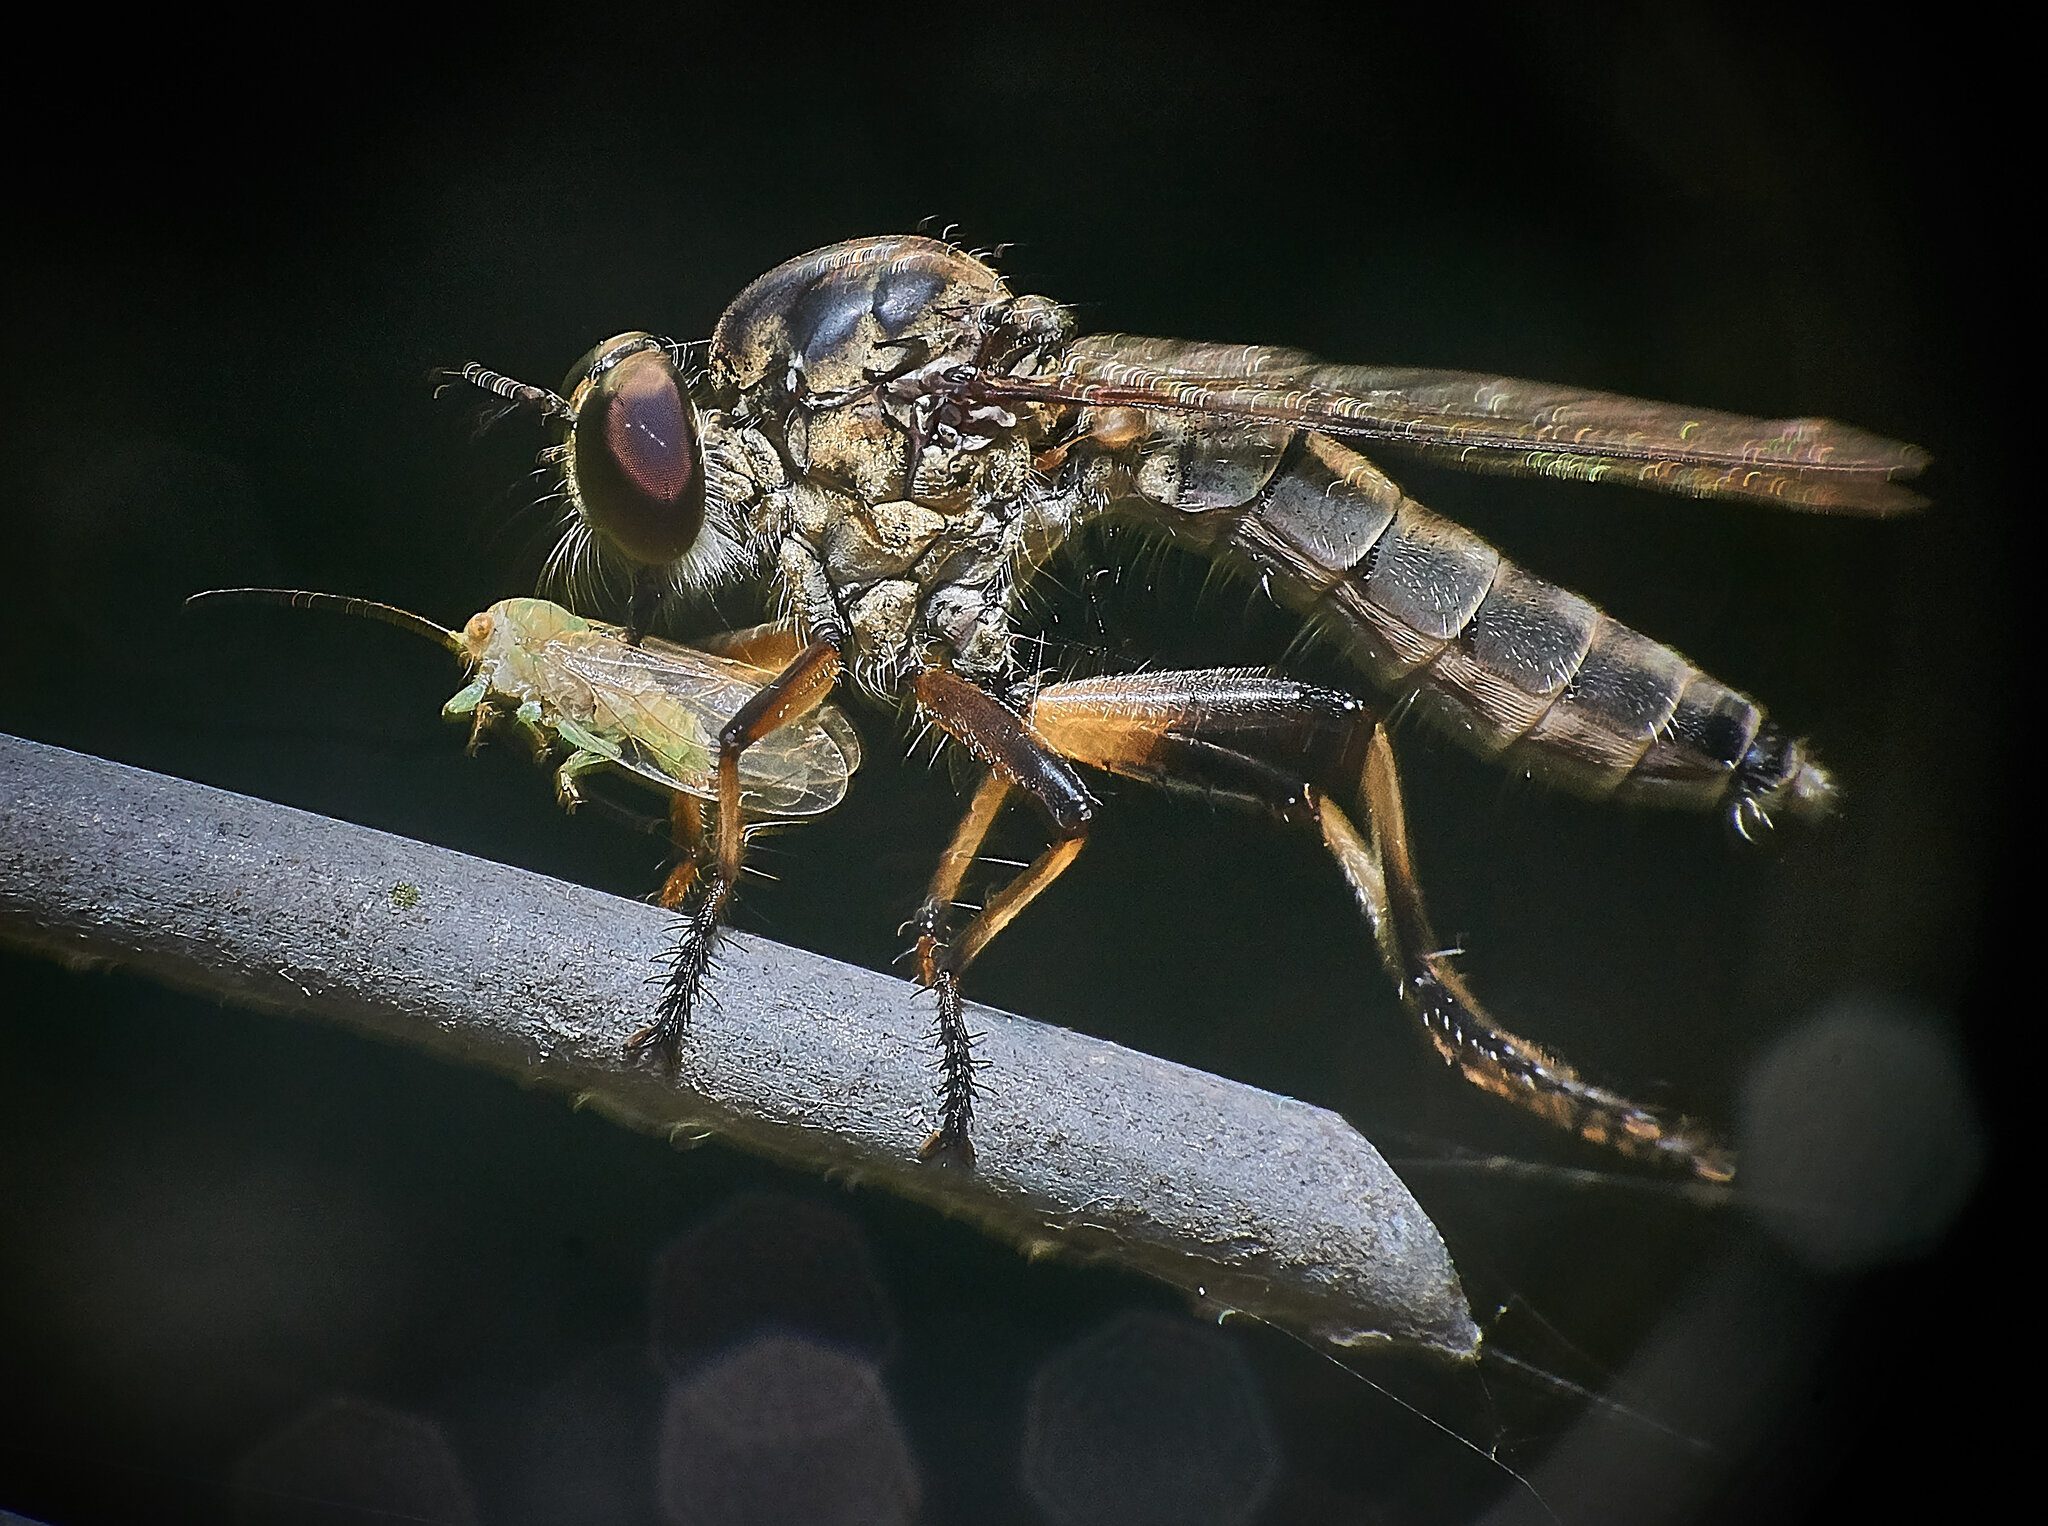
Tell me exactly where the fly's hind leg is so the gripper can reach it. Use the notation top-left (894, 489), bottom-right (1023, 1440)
top-left (911, 668), bottom-right (1095, 1164)
top-left (1327, 729), bottom-right (1734, 1180)
top-left (624, 639), bottom-right (842, 1065)
top-left (1025, 670), bottom-right (1735, 1182)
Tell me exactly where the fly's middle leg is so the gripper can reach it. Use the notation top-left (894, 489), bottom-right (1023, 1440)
top-left (912, 668), bottom-right (1095, 1165)
top-left (625, 639), bottom-right (842, 1064)
top-left (911, 770), bottom-right (1011, 1162)
top-left (691, 620), bottom-right (806, 669)
top-left (1025, 670), bottom-right (1736, 1182)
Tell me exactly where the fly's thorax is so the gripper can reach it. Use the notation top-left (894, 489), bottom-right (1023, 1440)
top-left (760, 423), bottom-right (1055, 690)
top-left (772, 476), bottom-right (1020, 690)
top-left (823, 567), bottom-right (1012, 693)
top-left (708, 237), bottom-right (1059, 517)
top-left (699, 237), bottom-right (1085, 688)
top-left (710, 236), bottom-right (1013, 400)
top-left (760, 363), bottom-right (1043, 516)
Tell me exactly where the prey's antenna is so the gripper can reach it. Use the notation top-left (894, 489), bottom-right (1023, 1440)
top-left (187, 588), bottom-right (466, 657)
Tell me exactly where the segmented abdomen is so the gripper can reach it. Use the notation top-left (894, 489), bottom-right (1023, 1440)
top-left (1106, 424), bottom-right (1819, 815)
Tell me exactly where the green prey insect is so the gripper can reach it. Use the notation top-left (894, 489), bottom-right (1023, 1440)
top-left (187, 588), bottom-right (863, 1046)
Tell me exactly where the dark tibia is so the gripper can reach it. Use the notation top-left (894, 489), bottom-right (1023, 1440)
top-left (913, 668), bottom-right (1095, 835)
top-left (716, 642), bottom-right (842, 884)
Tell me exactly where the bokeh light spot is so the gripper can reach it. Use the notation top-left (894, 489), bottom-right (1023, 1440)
top-left (650, 1192), bottom-right (895, 1373)
top-left (1738, 994), bottom-right (1985, 1271)
top-left (232, 1395), bottom-right (476, 1526)
top-left (1022, 1310), bottom-right (1277, 1526)
top-left (655, 1333), bottom-right (919, 1526)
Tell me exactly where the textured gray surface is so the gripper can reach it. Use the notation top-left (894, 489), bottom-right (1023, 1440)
top-left (0, 732), bottom-right (1477, 1358)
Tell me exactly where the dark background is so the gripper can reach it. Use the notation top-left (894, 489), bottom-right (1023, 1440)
top-left (1, 11), bottom-right (2006, 1524)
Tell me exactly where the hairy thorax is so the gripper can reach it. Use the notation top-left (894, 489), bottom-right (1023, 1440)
top-left (704, 237), bottom-right (1076, 693)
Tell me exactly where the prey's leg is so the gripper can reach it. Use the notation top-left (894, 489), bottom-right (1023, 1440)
top-left (626, 639), bottom-right (842, 1062)
top-left (911, 668), bottom-right (1095, 1163)
top-left (559, 771), bottom-right (692, 844)
top-left (1027, 670), bottom-right (1735, 1181)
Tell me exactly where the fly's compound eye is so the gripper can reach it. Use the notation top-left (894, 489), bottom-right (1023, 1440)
top-left (562, 334), bottom-right (707, 567)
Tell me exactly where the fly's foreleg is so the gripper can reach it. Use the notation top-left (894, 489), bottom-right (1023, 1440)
top-left (625, 639), bottom-right (842, 1064)
top-left (656, 793), bottom-right (712, 910)
top-left (624, 566), bottom-right (666, 646)
top-left (1026, 671), bottom-right (1735, 1182)
top-left (912, 669), bottom-right (1095, 1164)
top-left (651, 623), bottom-right (803, 910)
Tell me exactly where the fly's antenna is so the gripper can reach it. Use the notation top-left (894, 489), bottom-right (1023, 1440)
top-left (187, 589), bottom-right (466, 657)
top-left (433, 363), bottom-right (576, 428)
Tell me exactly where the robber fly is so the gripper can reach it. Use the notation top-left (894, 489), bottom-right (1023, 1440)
top-left (455, 234), bottom-right (1927, 1175)
top-left (187, 589), bottom-right (861, 998)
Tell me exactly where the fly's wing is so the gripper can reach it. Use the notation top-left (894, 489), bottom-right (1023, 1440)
top-left (546, 631), bottom-right (858, 816)
top-left (992, 333), bottom-right (1928, 514)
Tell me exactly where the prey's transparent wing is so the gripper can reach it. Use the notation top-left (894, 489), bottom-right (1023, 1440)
top-left (992, 334), bottom-right (1928, 513)
top-left (548, 630), bottom-right (860, 816)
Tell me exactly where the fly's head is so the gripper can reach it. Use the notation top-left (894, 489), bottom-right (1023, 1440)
top-left (556, 334), bottom-right (706, 568)
top-left (451, 335), bottom-right (753, 632)
top-left (549, 334), bottom-right (756, 620)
